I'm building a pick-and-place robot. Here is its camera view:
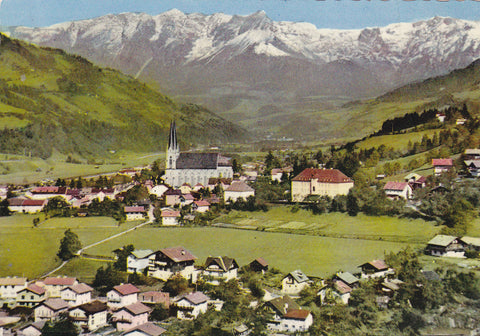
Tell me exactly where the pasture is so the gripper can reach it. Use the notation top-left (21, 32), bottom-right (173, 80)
top-left (0, 215), bottom-right (136, 278)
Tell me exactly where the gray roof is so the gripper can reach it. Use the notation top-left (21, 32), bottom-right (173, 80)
top-left (336, 272), bottom-right (359, 285)
top-left (465, 149), bottom-right (480, 155)
top-left (427, 235), bottom-right (458, 247)
top-left (176, 153), bottom-right (219, 169)
top-left (132, 249), bottom-right (154, 259)
top-left (287, 270), bottom-right (309, 283)
top-left (460, 236), bottom-right (480, 247)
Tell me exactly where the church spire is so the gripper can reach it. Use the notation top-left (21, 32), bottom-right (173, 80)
top-left (168, 120), bottom-right (178, 151)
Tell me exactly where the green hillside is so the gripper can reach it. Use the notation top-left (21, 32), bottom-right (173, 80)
top-left (0, 34), bottom-right (248, 160)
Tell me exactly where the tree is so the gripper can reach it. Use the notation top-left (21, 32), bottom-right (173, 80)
top-left (0, 199), bottom-right (11, 217)
top-left (57, 229), bottom-right (82, 261)
top-left (41, 316), bottom-right (78, 336)
top-left (113, 244), bottom-right (135, 271)
top-left (163, 275), bottom-right (190, 296)
top-left (346, 191), bottom-right (359, 216)
top-left (44, 196), bottom-right (71, 217)
top-left (149, 303), bottom-right (169, 321)
top-left (92, 264), bottom-right (124, 295)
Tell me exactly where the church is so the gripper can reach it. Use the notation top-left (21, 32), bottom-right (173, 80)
top-left (164, 121), bottom-right (233, 188)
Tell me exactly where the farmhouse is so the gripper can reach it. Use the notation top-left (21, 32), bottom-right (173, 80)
top-left (8, 199), bottom-right (47, 213)
top-left (249, 257), bottom-right (269, 273)
top-left (383, 181), bottom-right (412, 199)
top-left (224, 181), bottom-right (255, 202)
top-left (432, 158), bottom-right (453, 176)
top-left (174, 291), bottom-right (210, 320)
top-left (127, 250), bottom-right (154, 274)
top-left (460, 236), bottom-right (480, 251)
top-left (148, 246), bottom-right (197, 281)
top-left (465, 160), bottom-right (480, 177)
top-left (426, 235), bottom-right (465, 257)
top-left (164, 121), bottom-right (233, 188)
top-left (291, 168), bottom-right (354, 202)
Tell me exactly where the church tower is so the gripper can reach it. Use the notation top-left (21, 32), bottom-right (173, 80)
top-left (166, 121), bottom-right (180, 170)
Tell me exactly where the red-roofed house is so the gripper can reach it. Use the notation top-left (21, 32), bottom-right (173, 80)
top-left (174, 292), bottom-right (209, 320)
top-left (26, 186), bottom-right (67, 200)
top-left (124, 206), bottom-right (146, 221)
top-left (113, 302), bottom-right (152, 331)
top-left (291, 168), bottom-right (354, 202)
top-left (359, 260), bottom-right (394, 279)
top-left (8, 199), bottom-right (47, 213)
top-left (192, 200), bottom-right (210, 213)
top-left (139, 291), bottom-right (170, 309)
top-left (107, 284), bottom-right (140, 309)
top-left (160, 210), bottom-right (181, 226)
top-left (266, 296), bottom-right (313, 333)
top-left (16, 285), bottom-right (46, 307)
top-left (383, 181), bottom-right (412, 199)
top-left (40, 277), bottom-right (78, 297)
top-left (432, 158), bottom-right (454, 176)
top-left (60, 283), bottom-right (93, 306)
top-left (148, 247), bottom-right (197, 281)
top-left (122, 322), bottom-right (167, 336)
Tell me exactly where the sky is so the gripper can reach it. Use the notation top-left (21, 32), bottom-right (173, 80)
top-left (0, 0), bottom-right (479, 30)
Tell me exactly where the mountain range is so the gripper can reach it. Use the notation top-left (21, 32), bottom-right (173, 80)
top-left (5, 10), bottom-right (480, 137)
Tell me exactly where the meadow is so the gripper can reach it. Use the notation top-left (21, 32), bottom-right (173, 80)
top-left (0, 215), bottom-right (138, 278)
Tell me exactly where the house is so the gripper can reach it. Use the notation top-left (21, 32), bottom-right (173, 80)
top-left (113, 302), bottom-right (152, 331)
top-left (124, 206), bottom-right (146, 221)
top-left (334, 272), bottom-right (359, 288)
top-left (149, 185), bottom-right (169, 198)
top-left (359, 260), bottom-right (394, 279)
top-left (249, 257), bottom-right (269, 273)
top-left (179, 193), bottom-right (195, 207)
top-left (160, 210), bottom-right (181, 226)
top-left (16, 285), bottom-right (46, 308)
top-left (266, 295), bottom-right (313, 333)
top-left (174, 292), bottom-right (210, 320)
top-left (69, 300), bottom-right (108, 332)
top-left (40, 277), bottom-right (78, 297)
top-left (203, 256), bottom-right (239, 282)
top-left (60, 283), bottom-right (93, 306)
top-left (127, 250), bottom-right (154, 274)
top-left (465, 160), bottom-right (480, 177)
top-left (456, 118), bottom-right (467, 125)
top-left (318, 280), bottom-right (352, 305)
top-left (436, 112), bottom-right (446, 123)
top-left (383, 181), bottom-right (412, 199)
top-left (207, 178), bottom-right (232, 191)
top-left (282, 270), bottom-right (310, 295)
top-left (192, 200), bottom-right (210, 213)
top-left (8, 199), bottom-right (47, 213)
top-left (460, 236), bottom-right (480, 251)
top-left (426, 235), bottom-right (465, 257)
top-left (164, 121), bottom-right (233, 188)
top-left (291, 168), bottom-right (354, 202)
top-left (193, 183), bottom-right (204, 192)
top-left (164, 189), bottom-right (182, 206)
top-left (404, 173), bottom-right (427, 189)
top-left (18, 321), bottom-right (46, 336)
top-left (26, 186), bottom-right (67, 200)
top-left (0, 185), bottom-right (8, 200)
top-left (271, 168), bottom-right (284, 182)
top-left (465, 149), bottom-right (480, 160)
top-left (148, 247), bottom-right (197, 281)
top-left (34, 298), bottom-right (69, 322)
top-left (0, 277), bottom-right (27, 299)
top-left (224, 181), bottom-right (255, 202)
top-left (107, 284), bottom-right (140, 309)
top-left (139, 291), bottom-right (170, 309)
top-left (380, 279), bottom-right (404, 297)
top-left (233, 324), bottom-right (251, 336)
top-left (432, 158), bottom-right (454, 176)
top-left (179, 183), bottom-right (192, 195)
top-left (122, 322), bottom-right (166, 336)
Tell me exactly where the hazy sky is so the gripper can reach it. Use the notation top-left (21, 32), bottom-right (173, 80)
top-left (0, 0), bottom-right (479, 29)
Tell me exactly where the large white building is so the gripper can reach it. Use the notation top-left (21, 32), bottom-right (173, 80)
top-left (164, 121), bottom-right (233, 188)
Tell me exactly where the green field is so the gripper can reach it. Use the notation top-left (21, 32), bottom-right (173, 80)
top-left (85, 226), bottom-right (411, 278)
top-left (214, 207), bottom-right (440, 244)
top-left (0, 215), bottom-right (136, 278)
top-left (356, 130), bottom-right (439, 151)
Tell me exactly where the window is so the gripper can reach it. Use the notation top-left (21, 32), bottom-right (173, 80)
top-left (31, 295), bottom-right (34, 300)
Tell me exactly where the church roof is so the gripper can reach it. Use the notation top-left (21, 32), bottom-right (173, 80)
top-left (176, 153), bottom-right (219, 169)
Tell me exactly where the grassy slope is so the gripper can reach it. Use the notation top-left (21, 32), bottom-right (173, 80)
top-left (0, 34), bottom-right (247, 159)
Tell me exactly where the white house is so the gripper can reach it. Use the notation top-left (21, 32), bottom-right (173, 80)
top-left (107, 284), bottom-right (140, 309)
top-left (383, 181), bottom-right (413, 199)
top-left (426, 235), bottom-right (465, 257)
top-left (282, 270), bottom-right (310, 295)
top-left (69, 300), bottom-right (108, 332)
top-left (266, 295), bottom-right (313, 333)
top-left (432, 158), bottom-right (454, 176)
top-left (34, 298), bottom-right (69, 322)
top-left (160, 210), bottom-right (181, 226)
top-left (124, 206), bottom-right (146, 221)
top-left (127, 250), bottom-right (154, 274)
top-left (8, 199), bottom-right (47, 213)
top-left (0, 277), bottom-right (27, 299)
top-left (60, 283), bottom-right (93, 306)
top-left (359, 260), bottom-right (394, 279)
top-left (16, 285), bottom-right (46, 308)
top-left (192, 200), bottom-right (210, 213)
top-left (122, 322), bottom-right (166, 336)
top-left (224, 181), bottom-right (255, 203)
top-left (291, 168), bottom-right (354, 202)
top-left (148, 247), bottom-right (197, 281)
top-left (113, 302), bottom-right (151, 331)
top-left (40, 277), bottom-right (78, 298)
top-left (203, 256), bottom-right (239, 282)
top-left (18, 321), bottom-right (46, 336)
top-left (174, 292), bottom-right (209, 320)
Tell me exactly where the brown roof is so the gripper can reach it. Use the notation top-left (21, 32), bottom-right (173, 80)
top-left (254, 257), bottom-right (268, 267)
top-left (176, 153), bottom-right (220, 169)
top-left (292, 168), bottom-right (353, 183)
top-left (22, 199), bottom-right (47, 206)
top-left (161, 210), bottom-right (180, 217)
top-left (124, 206), bottom-right (145, 213)
top-left (194, 200), bottom-right (210, 207)
top-left (139, 291), bottom-right (169, 303)
top-left (0, 277), bottom-right (26, 286)
top-left (225, 181), bottom-right (254, 192)
top-left (268, 296), bottom-right (300, 316)
top-left (432, 158), bottom-right (453, 166)
top-left (22, 284), bottom-right (46, 295)
top-left (41, 298), bottom-right (69, 311)
top-left (122, 302), bottom-right (152, 315)
top-left (178, 291), bottom-right (209, 305)
top-left (205, 256), bottom-right (239, 272)
top-left (43, 277), bottom-right (77, 286)
top-left (384, 181), bottom-right (409, 191)
top-left (8, 198), bottom-right (24, 206)
top-left (360, 259), bottom-right (389, 271)
top-left (76, 300), bottom-right (108, 314)
top-left (113, 284), bottom-right (140, 296)
top-left (333, 280), bottom-right (352, 294)
top-left (63, 283), bottom-right (93, 294)
top-left (123, 322), bottom-right (166, 336)
top-left (160, 246), bottom-right (197, 262)
top-left (284, 309), bottom-right (311, 320)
